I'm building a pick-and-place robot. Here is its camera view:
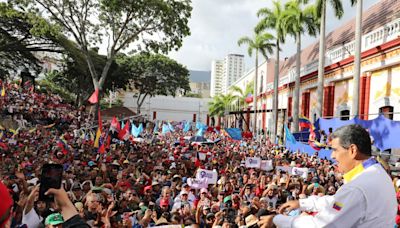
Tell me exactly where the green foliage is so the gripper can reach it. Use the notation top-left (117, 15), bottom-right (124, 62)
top-left (0, 2), bottom-right (60, 78)
top-left (37, 77), bottom-right (75, 103)
top-left (119, 53), bottom-right (190, 112)
top-left (17, 0), bottom-right (192, 91)
top-left (283, 0), bottom-right (319, 38)
top-left (238, 33), bottom-right (275, 59)
top-left (208, 94), bottom-right (235, 117)
top-left (256, 1), bottom-right (287, 44)
top-left (185, 93), bottom-right (202, 98)
top-left (230, 81), bottom-right (254, 109)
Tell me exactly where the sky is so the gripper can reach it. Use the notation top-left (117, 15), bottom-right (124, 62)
top-left (168, 0), bottom-right (379, 72)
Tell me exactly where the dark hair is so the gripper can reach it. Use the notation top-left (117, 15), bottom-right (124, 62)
top-left (331, 124), bottom-right (371, 156)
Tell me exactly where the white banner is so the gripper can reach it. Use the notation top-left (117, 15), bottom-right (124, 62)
top-left (196, 169), bottom-right (218, 184)
top-left (198, 152), bottom-right (207, 161)
top-left (187, 177), bottom-right (209, 189)
top-left (260, 160), bottom-right (273, 171)
top-left (276, 166), bottom-right (293, 173)
top-left (291, 167), bottom-right (309, 179)
top-left (245, 157), bottom-right (261, 168)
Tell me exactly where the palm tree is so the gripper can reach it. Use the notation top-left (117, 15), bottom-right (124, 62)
top-left (208, 93), bottom-right (235, 127)
top-left (238, 32), bottom-right (275, 135)
top-left (256, 0), bottom-right (287, 143)
top-left (315, 0), bottom-right (344, 118)
top-left (283, 0), bottom-right (319, 132)
top-left (230, 81), bottom-right (254, 130)
top-left (352, 0), bottom-right (362, 117)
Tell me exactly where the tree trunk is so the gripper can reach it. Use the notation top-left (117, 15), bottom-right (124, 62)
top-left (316, 0), bottom-right (326, 118)
top-left (136, 93), bottom-right (148, 114)
top-left (352, 0), bottom-right (363, 117)
top-left (253, 50), bottom-right (259, 135)
top-left (272, 42), bottom-right (280, 143)
top-left (292, 32), bottom-right (301, 132)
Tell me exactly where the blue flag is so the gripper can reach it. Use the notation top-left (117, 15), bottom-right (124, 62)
top-left (168, 122), bottom-right (175, 132)
top-left (196, 122), bottom-right (207, 130)
top-left (284, 125), bottom-right (296, 145)
top-left (196, 127), bottom-right (206, 136)
top-left (183, 121), bottom-right (191, 133)
top-left (138, 123), bottom-right (143, 135)
top-left (225, 128), bottom-right (242, 140)
top-left (131, 124), bottom-right (140, 137)
top-left (162, 124), bottom-right (171, 135)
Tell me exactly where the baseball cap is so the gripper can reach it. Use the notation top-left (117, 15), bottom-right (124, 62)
top-left (0, 182), bottom-right (12, 227)
top-left (45, 213), bottom-right (64, 226)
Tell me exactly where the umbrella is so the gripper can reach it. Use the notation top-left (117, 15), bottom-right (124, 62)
top-left (189, 136), bottom-right (207, 142)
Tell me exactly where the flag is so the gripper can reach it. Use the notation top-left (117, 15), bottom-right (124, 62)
top-left (138, 123), bottom-right (143, 135)
top-left (225, 128), bottom-right (242, 140)
top-left (94, 110), bottom-right (102, 148)
top-left (1, 85), bottom-right (5, 97)
top-left (161, 124), bottom-right (171, 135)
top-left (299, 116), bottom-right (315, 131)
top-left (308, 140), bottom-right (324, 151)
top-left (88, 89), bottom-right (99, 104)
top-left (168, 122), bottom-right (175, 132)
top-left (284, 125), bottom-right (296, 145)
top-left (118, 120), bottom-right (130, 140)
top-left (196, 127), bottom-right (206, 136)
top-left (131, 124), bottom-right (140, 137)
top-left (196, 122), bottom-right (207, 130)
top-left (183, 121), bottom-right (191, 133)
top-left (110, 116), bottom-right (121, 133)
top-left (94, 128), bottom-right (101, 148)
top-left (57, 139), bottom-right (68, 155)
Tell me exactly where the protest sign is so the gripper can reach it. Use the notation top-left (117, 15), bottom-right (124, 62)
top-left (291, 167), bottom-right (309, 179)
top-left (187, 177), bottom-right (209, 189)
top-left (260, 160), bottom-right (273, 171)
top-left (276, 166), bottom-right (293, 173)
top-left (245, 157), bottom-right (261, 168)
top-left (196, 169), bottom-right (218, 184)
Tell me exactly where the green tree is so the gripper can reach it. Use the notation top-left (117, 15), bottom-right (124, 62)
top-left (17, 0), bottom-right (192, 101)
top-left (0, 2), bottom-right (60, 78)
top-left (119, 53), bottom-right (190, 114)
top-left (230, 81), bottom-right (254, 130)
top-left (315, 0), bottom-right (344, 118)
top-left (208, 93), bottom-right (235, 127)
top-left (238, 32), bottom-right (275, 134)
top-left (257, 0), bottom-right (287, 141)
top-left (283, 0), bottom-right (318, 132)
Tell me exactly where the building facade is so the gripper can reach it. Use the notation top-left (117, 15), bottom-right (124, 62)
top-left (226, 0), bottom-right (400, 138)
top-left (210, 60), bottom-right (224, 97)
top-left (123, 93), bottom-right (212, 123)
top-left (211, 54), bottom-right (245, 97)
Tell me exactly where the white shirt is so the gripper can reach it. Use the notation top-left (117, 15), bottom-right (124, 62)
top-left (273, 162), bottom-right (397, 227)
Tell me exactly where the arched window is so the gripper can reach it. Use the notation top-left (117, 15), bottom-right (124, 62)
top-left (379, 106), bottom-right (394, 120)
top-left (340, 110), bottom-right (350, 120)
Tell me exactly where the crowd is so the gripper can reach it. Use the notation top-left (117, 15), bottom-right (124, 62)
top-left (0, 80), bottom-right (399, 227)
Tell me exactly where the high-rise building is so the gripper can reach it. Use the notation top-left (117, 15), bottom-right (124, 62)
top-left (210, 60), bottom-right (224, 97)
top-left (210, 54), bottom-right (245, 96)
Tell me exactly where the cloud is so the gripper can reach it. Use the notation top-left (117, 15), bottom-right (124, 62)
top-left (169, 0), bottom-right (378, 71)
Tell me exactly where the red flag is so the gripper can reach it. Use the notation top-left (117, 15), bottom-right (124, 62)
top-left (110, 116), bottom-right (121, 132)
top-left (98, 144), bottom-right (106, 154)
top-left (118, 120), bottom-right (130, 140)
top-left (88, 89), bottom-right (99, 104)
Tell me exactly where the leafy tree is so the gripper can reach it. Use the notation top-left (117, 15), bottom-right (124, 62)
top-left (238, 32), bottom-right (275, 134)
top-left (230, 81), bottom-right (254, 130)
top-left (283, 0), bottom-right (318, 132)
top-left (208, 93), bottom-right (235, 127)
top-left (0, 2), bottom-right (60, 78)
top-left (315, 0), bottom-right (344, 117)
top-left (257, 0), bottom-right (288, 141)
top-left (16, 0), bottom-right (192, 100)
top-left (119, 53), bottom-right (190, 114)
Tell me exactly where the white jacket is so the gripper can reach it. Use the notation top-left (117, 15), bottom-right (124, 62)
top-left (274, 160), bottom-right (397, 227)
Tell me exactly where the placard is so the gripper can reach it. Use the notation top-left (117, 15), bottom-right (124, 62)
top-left (260, 160), bottom-right (273, 171)
top-left (245, 157), bottom-right (261, 168)
top-left (187, 177), bottom-right (209, 189)
top-left (275, 166), bottom-right (293, 173)
top-left (196, 169), bottom-right (218, 184)
top-left (291, 167), bottom-right (309, 179)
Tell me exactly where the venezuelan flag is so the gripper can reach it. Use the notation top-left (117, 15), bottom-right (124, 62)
top-left (298, 116), bottom-right (315, 131)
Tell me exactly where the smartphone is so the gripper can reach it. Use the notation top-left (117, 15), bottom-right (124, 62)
top-left (39, 164), bottom-right (63, 202)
